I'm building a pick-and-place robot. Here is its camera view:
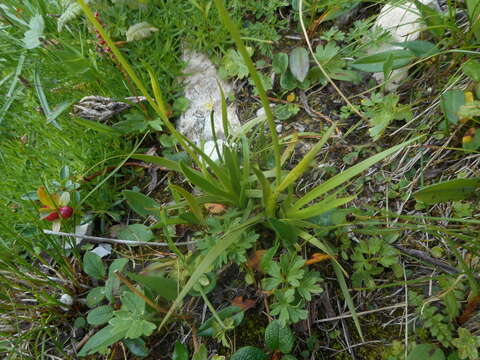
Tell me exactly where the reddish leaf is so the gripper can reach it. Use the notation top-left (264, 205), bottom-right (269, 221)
top-left (204, 203), bottom-right (227, 214)
top-left (247, 250), bottom-right (267, 272)
top-left (231, 296), bottom-right (256, 311)
top-left (305, 253), bottom-right (332, 265)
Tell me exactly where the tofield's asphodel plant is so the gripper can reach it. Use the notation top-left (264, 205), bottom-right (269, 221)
top-left (76, 0), bottom-right (422, 341)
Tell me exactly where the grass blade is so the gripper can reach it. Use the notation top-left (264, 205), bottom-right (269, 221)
top-left (218, 81), bottom-right (229, 138)
top-left (287, 195), bottom-right (355, 220)
top-left (298, 230), bottom-right (346, 275)
top-left (333, 262), bottom-right (364, 341)
top-left (179, 162), bottom-right (234, 202)
top-left (253, 166), bottom-right (273, 209)
top-left (293, 137), bottom-right (421, 210)
top-left (0, 54), bottom-right (25, 124)
top-left (131, 154), bottom-right (181, 172)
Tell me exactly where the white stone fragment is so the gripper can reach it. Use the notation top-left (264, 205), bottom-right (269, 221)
top-left (59, 294), bottom-right (73, 306)
top-left (370, 0), bottom-right (438, 91)
top-left (91, 243), bottom-right (112, 258)
top-left (177, 50), bottom-right (240, 146)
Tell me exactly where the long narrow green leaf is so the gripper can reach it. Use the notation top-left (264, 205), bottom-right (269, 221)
top-left (333, 262), bottom-right (364, 341)
top-left (145, 65), bottom-right (200, 165)
top-left (253, 167), bottom-right (273, 208)
top-left (0, 55), bottom-right (24, 124)
top-left (413, 178), bottom-right (480, 204)
top-left (74, 118), bottom-right (120, 135)
top-left (223, 146), bottom-right (242, 195)
top-left (218, 82), bottom-right (229, 138)
top-left (212, 0), bottom-right (281, 182)
top-left (131, 154), bottom-right (181, 172)
top-left (33, 68), bottom-right (50, 114)
top-left (158, 216), bottom-right (261, 330)
top-left (181, 135), bottom-right (231, 188)
top-left (169, 184), bottom-right (205, 224)
top-left (298, 231), bottom-right (346, 275)
top-left (209, 110), bottom-right (223, 163)
top-left (288, 195), bottom-right (355, 220)
top-left (293, 137), bottom-right (421, 210)
top-left (47, 101), bottom-right (72, 123)
top-left (275, 125), bottom-right (334, 193)
top-left (179, 162), bottom-right (234, 202)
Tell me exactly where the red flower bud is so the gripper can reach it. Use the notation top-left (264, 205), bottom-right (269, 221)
top-left (45, 211), bottom-right (59, 221)
top-left (59, 206), bottom-right (73, 219)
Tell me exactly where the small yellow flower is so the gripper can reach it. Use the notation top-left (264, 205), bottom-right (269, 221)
top-left (205, 100), bottom-right (215, 111)
top-left (465, 91), bottom-right (474, 103)
top-left (286, 93), bottom-right (296, 102)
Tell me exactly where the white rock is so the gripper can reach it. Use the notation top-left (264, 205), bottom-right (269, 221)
top-left (59, 294), bottom-right (73, 306)
top-left (177, 50), bottom-right (240, 145)
top-left (202, 140), bottom-right (225, 162)
top-left (91, 243), bottom-right (112, 258)
top-left (370, 0), bottom-right (438, 91)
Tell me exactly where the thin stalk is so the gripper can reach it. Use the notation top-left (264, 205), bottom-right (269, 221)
top-left (212, 0), bottom-right (281, 182)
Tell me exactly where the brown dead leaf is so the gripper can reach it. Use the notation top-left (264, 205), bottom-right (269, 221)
top-left (247, 250), bottom-right (267, 272)
top-left (271, 350), bottom-right (283, 360)
top-left (305, 253), bottom-right (332, 265)
top-left (231, 296), bottom-right (256, 311)
top-left (204, 203), bottom-right (227, 214)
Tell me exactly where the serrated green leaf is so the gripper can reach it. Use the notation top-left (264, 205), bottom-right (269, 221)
top-left (265, 320), bottom-right (294, 353)
top-left (83, 252), bottom-right (106, 280)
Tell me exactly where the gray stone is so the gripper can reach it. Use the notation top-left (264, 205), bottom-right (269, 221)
top-left (177, 50), bottom-right (240, 147)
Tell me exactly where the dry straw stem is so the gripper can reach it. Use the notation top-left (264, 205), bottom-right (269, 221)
top-left (43, 230), bottom-right (197, 247)
top-left (298, 0), bottom-right (365, 121)
top-left (315, 303), bottom-right (407, 323)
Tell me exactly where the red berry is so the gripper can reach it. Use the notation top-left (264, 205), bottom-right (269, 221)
top-left (59, 206), bottom-right (73, 219)
top-left (45, 211), bottom-right (59, 221)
